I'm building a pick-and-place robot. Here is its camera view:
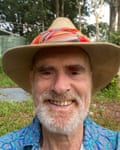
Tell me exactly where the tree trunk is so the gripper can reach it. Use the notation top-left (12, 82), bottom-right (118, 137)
top-left (56, 0), bottom-right (59, 17)
top-left (93, 0), bottom-right (103, 41)
top-left (61, 0), bottom-right (64, 17)
top-left (76, 0), bottom-right (82, 30)
top-left (95, 15), bottom-right (100, 41)
top-left (118, 0), bottom-right (120, 31)
top-left (109, 2), bottom-right (116, 32)
top-left (109, 0), bottom-right (119, 32)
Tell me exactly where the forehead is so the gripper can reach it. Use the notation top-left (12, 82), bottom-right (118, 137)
top-left (32, 46), bottom-right (90, 66)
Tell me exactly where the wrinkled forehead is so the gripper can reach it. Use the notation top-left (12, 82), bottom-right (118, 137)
top-left (32, 46), bottom-right (91, 68)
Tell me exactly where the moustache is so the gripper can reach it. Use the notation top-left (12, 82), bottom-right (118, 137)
top-left (37, 90), bottom-right (82, 103)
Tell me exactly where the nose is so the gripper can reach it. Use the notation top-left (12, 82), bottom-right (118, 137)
top-left (51, 73), bottom-right (71, 94)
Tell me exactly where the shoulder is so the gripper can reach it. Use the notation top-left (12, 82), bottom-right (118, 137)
top-left (84, 116), bottom-right (119, 149)
top-left (0, 126), bottom-right (29, 149)
top-left (84, 116), bottom-right (118, 135)
top-left (0, 117), bottom-right (41, 150)
top-left (117, 132), bottom-right (120, 149)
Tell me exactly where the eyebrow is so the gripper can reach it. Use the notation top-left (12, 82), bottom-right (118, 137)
top-left (33, 64), bottom-right (55, 72)
top-left (65, 64), bottom-right (86, 71)
top-left (33, 64), bottom-right (88, 73)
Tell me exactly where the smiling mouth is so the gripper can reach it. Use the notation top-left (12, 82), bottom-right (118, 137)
top-left (48, 100), bottom-right (73, 106)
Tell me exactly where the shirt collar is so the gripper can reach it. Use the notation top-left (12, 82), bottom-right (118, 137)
top-left (23, 116), bottom-right (89, 150)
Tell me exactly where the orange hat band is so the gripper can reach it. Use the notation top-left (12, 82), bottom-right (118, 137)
top-left (31, 28), bottom-right (90, 44)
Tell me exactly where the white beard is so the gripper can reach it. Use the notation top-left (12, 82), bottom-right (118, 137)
top-left (33, 90), bottom-right (90, 135)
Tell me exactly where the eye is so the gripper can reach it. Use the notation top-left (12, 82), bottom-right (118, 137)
top-left (34, 65), bottom-right (55, 79)
top-left (40, 70), bottom-right (53, 75)
top-left (70, 71), bottom-right (80, 75)
top-left (68, 65), bottom-right (85, 76)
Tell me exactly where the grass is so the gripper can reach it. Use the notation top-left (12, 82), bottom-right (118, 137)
top-left (90, 98), bottom-right (120, 131)
top-left (0, 71), bottom-right (17, 87)
top-left (0, 59), bottom-right (16, 87)
top-left (0, 100), bottom-right (34, 136)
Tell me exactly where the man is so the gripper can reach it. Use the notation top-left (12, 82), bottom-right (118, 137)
top-left (0, 17), bottom-right (120, 150)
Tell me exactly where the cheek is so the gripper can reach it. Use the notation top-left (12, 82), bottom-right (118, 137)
top-left (31, 77), bottom-right (52, 106)
top-left (74, 78), bottom-right (92, 94)
top-left (82, 80), bottom-right (92, 110)
top-left (33, 76), bottom-right (50, 92)
top-left (74, 78), bottom-right (92, 109)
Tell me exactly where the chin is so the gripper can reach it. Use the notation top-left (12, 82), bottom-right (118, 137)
top-left (35, 104), bottom-right (88, 135)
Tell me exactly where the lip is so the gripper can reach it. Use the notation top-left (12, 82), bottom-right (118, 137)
top-left (45, 99), bottom-right (76, 111)
top-left (49, 99), bottom-right (73, 106)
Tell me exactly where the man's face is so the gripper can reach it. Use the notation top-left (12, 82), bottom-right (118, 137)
top-left (30, 47), bottom-right (92, 134)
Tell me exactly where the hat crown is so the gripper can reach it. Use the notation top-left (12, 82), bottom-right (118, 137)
top-left (49, 17), bottom-right (77, 29)
top-left (31, 17), bottom-right (90, 44)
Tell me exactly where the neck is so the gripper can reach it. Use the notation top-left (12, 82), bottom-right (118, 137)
top-left (41, 124), bottom-right (83, 150)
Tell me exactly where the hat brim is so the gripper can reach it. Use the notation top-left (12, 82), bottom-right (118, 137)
top-left (2, 42), bottom-right (120, 94)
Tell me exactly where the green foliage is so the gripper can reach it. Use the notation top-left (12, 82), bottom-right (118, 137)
top-left (0, 72), bottom-right (16, 87)
top-left (108, 31), bottom-right (120, 45)
top-left (0, 0), bottom-right (92, 42)
top-left (94, 30), bottom-right (120, 100)
top-left (82, 22), bottom-right (109, 40)
top-left (99, 22), bottom-right (109, 41)
top-left (95, 75), bottom-right (120, 100)
top-left (0, 58), bottom-right (16, 87)
top-left (0, 0), bottom-right (48, 38)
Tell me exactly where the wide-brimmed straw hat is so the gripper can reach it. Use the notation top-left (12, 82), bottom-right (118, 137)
top-left (2, 17), bottom-right (120, 94)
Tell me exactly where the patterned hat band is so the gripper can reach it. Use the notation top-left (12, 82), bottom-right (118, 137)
top-left (31, 28), bottom-right (90, 44)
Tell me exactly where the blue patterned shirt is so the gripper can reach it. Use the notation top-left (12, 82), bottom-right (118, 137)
top-left (0, 116), bottom-right (120, 150)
